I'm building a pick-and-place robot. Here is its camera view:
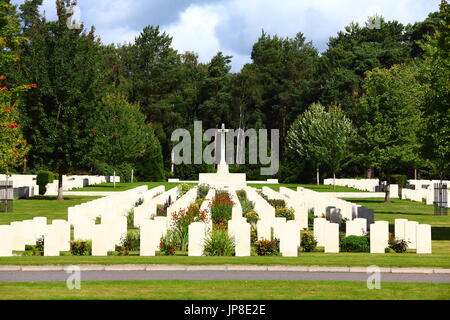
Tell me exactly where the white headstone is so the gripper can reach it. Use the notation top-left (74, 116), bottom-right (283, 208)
top-left (313, 218), bottom-right (328, 247)
top-left (416, 224), bottom-right (432, 254)
top-left (10, 222), bottom-right (26, 251)
top-left (405, 221), bottom-right (419, 250)
top-left (346, 218), bottom-right (367, 237)
top-left (257, 219), bottom-right (272, 241)
top-left (370, 223), bottom-right (389, 254)
top-left (0, 226), bottom-right (13, 257)
top-left (44, 224), bottom-right (61, 257)
top-left (395, 219), bottom-right (408, 241)
top-left (273, 217), bottom-right (287, 240)
top-left (375, 221), bottom-right (389, 248)
top-left (280, 221), bottom-right (300, 257)
top-left (92, 225), bottom-right (108, 256)
top-left (52, 220), bottom-right (71, 252)
top-left (228, 220), bottom-right (251, 257)
top-left (33, 217), bottom-right (47, 241)
top-left (324, 223), bottom-right (340, 253)
top-left (140, 220), bottom-right (160, 257)
top-left (188, 222), bottom-right (206, 257)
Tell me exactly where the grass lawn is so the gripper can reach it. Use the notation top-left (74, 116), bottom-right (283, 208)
top-left (0, 196), bottom-right (100, 226)
top-left (0, 280), bottom-right (448, 300)
top-left (72, 182), bottom-right (364, 193)
top-left (1, 240), bottom-right (449, 267)
top-left (345, 198), bottom-right (450, 240)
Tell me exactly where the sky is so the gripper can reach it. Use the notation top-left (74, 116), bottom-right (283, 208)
top-left (11, 0), bottom-right (441, 72)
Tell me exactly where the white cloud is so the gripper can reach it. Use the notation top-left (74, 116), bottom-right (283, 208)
top-left (12, 0), bottom-right (441, 72)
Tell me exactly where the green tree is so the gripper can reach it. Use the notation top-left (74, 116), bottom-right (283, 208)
top-left (0, 1), bottom-right (30, 173)
top-left (356, 64), bottom-right (425, 202)
top-left (89, 94), bottom-right (164, 184)
top-left (15, 0), bottom-right (107, 200)
top-left (286, 103), bottom-right (355, 187)
top-left (420, 0), bottom-right (450, 181)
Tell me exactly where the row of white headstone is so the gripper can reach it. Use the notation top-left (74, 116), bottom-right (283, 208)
top-left (44, 175), bottom-right (120, 196)
top-left (313, 218), bottom-right (432, 254)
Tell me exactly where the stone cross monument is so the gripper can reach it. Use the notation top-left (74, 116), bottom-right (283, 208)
top-left (217, 124), bottom-right (229, 174)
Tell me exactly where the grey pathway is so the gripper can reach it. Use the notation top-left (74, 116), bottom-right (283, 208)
top-left (1, 271), bottom-right (449, 283)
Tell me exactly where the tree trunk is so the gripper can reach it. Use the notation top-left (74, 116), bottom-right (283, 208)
top-left (316, 168), bottom-right (320, 186)
top-left (57, 171), bottom-right (64, 201)
top-left (384, 180), bottom-right (391, 204)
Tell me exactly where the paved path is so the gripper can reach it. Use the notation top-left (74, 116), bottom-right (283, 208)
top-left (1, 270), bottom-right (449, 283)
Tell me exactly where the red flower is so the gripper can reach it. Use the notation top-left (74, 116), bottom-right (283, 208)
top-left (15, 57), bottom-right (21, 62)
top-left (160, 243), bottom-right (163, 247)
top-left (169, 248), bottom-right (175, 253)
top-left (8, 123), bottom-right (19, 128)
top-left (29, 84), bottom-right (38, 88)
top-left (0, 75), bottom-right (6, 80)
top-left (1, 87), bottom-right (8, 91)
top-left (5, 106), bottom-right (14, 112)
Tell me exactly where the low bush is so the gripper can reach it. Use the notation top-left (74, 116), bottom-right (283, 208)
top-left (126, 210), bottom-right (134, 228)
top-left (36, 171), bottom-right (58, 195)
top-left (178, 183), bottom-right (193, 198)
top-left (117, 231), bottom-right (140, 255)
top-left (70, 240), bottom-right (92, 256)
top-left (211, 192), bottom-right (234, 226)
top-left (275, 207), bottom-right (295, 220)
top-left (23, 237), bottom-right (44, 256)
top-left (172, 205), bottom-right (208, 251)
top-left (197, 184), bottom-right (210, 200)
top-left (159, 231), bottom-right (178, 256)
top-left (268, 199), bottom-right (286, 209)
top-left (241, 199), bottom-right (255, 215)
top-left (308, 209), bottom-right (315, 228)
top-left (204, 229), bottom-right (235, 256)
top-left (254, 239), bottom-right (280, 256)
top-left (244, 211), bottom-right (259, 225)
top-left (340, 236), bottom-right (370, 253)
top-left (301, 232), bottom-right (317, 252)
top-left (236, 190), bottom-right (247, 201)
top-left (389, 234), bottom-right (409, 253)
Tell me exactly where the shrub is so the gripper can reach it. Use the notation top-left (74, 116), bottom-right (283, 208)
top-left (197, 184), bottom-right (210, 200)
top-left (236, 190), bottom-right (247, 201)
top-left (276, 207), bottom-right (295, 220)
top-left (340, 236), bottom-right (370, 253)
top-left (117, 231), bottom-right (140, 255)
top-left (268, 199), bottom-right (286, 209)
top-left (308, 209), bottom-right (315, 228)
top-left (70, 240), bottom-right (92, 256)
top-left (301, 232), bottom-right (317, 252)
top-left (244, 211), bottom-right (260, 225)
top-left (178, 183), bottom-right (193, 198)
top-left (389, 234), bottom-right (409, 253)
top-left (126, 210), bottom-right (134, 228)
top-left (204, 229), bottom-right (235, 256)
top-left (211, 192), bottom-right (234, 226)
top-left (172, 205), bottom-right (208, 251)
top-left (159, 231), bottom-right (178, 256)
top-left (23, 237), bottom-right (44, 256)
top-left (241, 199), bottom-right (255, 215)
top-left (255, 239), bottom-right (280, 256)
top-left (36, 171), bottom-right (57, 195)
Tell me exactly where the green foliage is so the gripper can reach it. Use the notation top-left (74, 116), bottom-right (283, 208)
top-left (36, 171), bottom-right (57, 195)
top-left (126, 210), bottom-right (134, 228)
top-left (70, 240), bottom-right (92, 256)
top-left (340, 236), bottom-right (370, 253)
top-left (171, 205), bottom-right (208, 251)
top-left (275, 207), bottom-right (295, 221)
top-left (268, 199), bottom-right (286, 209)
top-left (197, 184), bottom-right (210, 200)
top-left (159, 230), bottom-right (178, 256)
top-left (211, 192), bottom-right (234, 226)
top-left (203, 229), bottom-right (235, 257)
top-left (178, 183), bottom-right (193, 198)
top-left (23, 237), bottom-right (44, 256)
top-left (389, 234), bottom-right (409, 253)
top-left (287, 103), bottom-right (355, 182)
top-left (301, 232), bottom-right (317, 252)
top-left (308, 209), bottom-right (315, 228)
top-left (254, 239), bottom-right (280, 256)
top-left (116, 231), bottom-right (140, 255)
top-left (244, 211), bottom-right (260, 225)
